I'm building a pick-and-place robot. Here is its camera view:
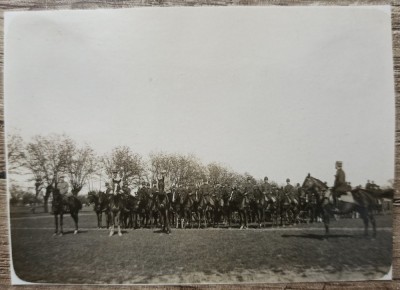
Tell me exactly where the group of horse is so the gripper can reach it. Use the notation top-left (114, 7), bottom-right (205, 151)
top-left (48, 174), bottom-right (393, 238)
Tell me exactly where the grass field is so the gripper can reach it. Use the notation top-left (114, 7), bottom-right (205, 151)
top-left (10, 206), bottom-right (392, 284)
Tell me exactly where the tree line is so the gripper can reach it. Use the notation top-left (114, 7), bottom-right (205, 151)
top-left (8, 133), bottom-right (274, 212)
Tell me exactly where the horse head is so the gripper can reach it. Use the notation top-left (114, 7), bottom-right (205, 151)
top-left (87, 191), bottom-right (98, 205)
top-left (302, 174), bottom-right (328, 194)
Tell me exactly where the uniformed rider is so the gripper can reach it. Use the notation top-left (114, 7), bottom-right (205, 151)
top-left (332, 161), bottom-right (347, 209)
top-left (58, 175), bottom-right (70, 211)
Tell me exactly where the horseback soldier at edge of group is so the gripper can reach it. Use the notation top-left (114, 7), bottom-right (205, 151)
top-left (58, 175), bottom-right (70, 212)
top-left (332, 161), bottom-right (348, 211)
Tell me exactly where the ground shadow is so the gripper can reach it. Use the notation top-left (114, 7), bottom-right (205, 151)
top-left (153, 229), bottom-right (171, 234)
top-left (59, 230), bottom-right (89, 235)
top-left (281, 233), bottom-right (356, 240)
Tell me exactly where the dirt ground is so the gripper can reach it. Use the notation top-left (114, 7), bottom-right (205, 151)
top-left (9, 206), bottom-right (392, 284)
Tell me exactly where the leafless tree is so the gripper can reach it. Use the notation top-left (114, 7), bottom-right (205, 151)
top-left (7, 133), bottom-right (26, 175)
top-left (101, 146), bottom-right (146, 187)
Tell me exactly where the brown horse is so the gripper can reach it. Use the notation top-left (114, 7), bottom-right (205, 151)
top-left (229, 187), bottom-right (250, 229)
top-left (156, 190), bottom-right (171, 234)
top-left (302, 174), bottom-right (390, 237)
top-left (48, 185), bottom-right (81, 236)
top-left (87, 190), bottom-right (110, 229)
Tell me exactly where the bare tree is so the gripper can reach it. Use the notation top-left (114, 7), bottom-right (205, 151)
top-left (101, 146), bottom-right (146, 187)
top-left (23, 134), bottom-right (75, 212)
top-left (67, 145), bottom-right (97, 195)
top-left (7, 133), bottom-right (26, 175)
top-left (149, 152), bottom-right (206, 187)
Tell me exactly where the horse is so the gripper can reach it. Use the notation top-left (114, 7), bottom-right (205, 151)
top-left (87, 190), bottom-right (110, 229)
top-left (118, 193), bottom-right (140, 229)
top-left (302, 174), bottom-right (388, 237)
top-left (248, 186), bottom-right (266, 228)
top-left (137, 188), bottom-right (154, 228)
top-left (265, 191), bottom-right (280, 227)
top-left (180, 186), bottom-right (197, 229)
top-left (108, 191), bottom-right (126, 237)
top-left (168, 187), bottom-right (182, 229)
top-left (47, 185), bottom-right (81, 236)
top-left (229, 187), bottom-right (250, 229)
top-left (155, 189), bottom-right (171, 234)
top-left (193, 189), bottom-right (209, 229)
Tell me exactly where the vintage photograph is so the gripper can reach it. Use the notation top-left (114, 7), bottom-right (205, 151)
top-left (5, 6), bottom-right (395, 284)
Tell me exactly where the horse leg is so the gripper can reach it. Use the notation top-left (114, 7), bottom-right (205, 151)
top-left (323, 209), bottom-right (330, 235)
top-left (117, 211), bottom-right (122, 237)
top-left (59, 213), bottom-right (64, 236)
top-left (109, 212), bottom-right (115, 237)
top-left (54, 214), bottom-right (58, 236)
top-left (245, 210), bottom-right (248, 229)
top-left (71, 212), bottom-right (79, 234)
top-left (369, 210), bottom-right (376, 238)
top-left (360, 208), bottom-right (369, 237)
top-left (165, 210), bottom-right (171, 234)
top-left (97, 212), bottom-right (102, 229)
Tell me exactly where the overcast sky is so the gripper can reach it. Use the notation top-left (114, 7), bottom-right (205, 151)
top-left (5, 6), bottom-right (395, 187)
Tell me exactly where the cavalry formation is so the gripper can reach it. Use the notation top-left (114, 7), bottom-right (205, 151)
top-left (46, 174), bottom-right (393, 237)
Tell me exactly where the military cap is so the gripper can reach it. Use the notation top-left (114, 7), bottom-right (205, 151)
top-left (336, 161), bottom-right (343, 167)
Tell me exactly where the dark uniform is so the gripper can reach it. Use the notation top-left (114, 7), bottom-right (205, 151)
top-left (332, 161), bottom-right (347, 209)
top-left (333, 168), bottom-right (347, 194)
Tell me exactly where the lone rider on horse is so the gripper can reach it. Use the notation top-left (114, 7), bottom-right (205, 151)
top-left (332, 161), bottom-right (348, 210)
top-left (58, 175), bottom-right (70, 212)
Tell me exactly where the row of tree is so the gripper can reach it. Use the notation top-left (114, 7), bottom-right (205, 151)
top-left (8, 133), bottom-right (268, 212)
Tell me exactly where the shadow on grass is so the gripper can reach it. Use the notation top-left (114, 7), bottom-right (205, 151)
top-left (153, 229), bottom-right (171, 234)
top-left (281, 233), bottom-right (355, 240)
top-left (61, 230), bottom-right (89, 235)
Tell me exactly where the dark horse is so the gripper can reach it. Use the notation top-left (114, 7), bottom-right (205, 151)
top-left (156, 190), bottom-right (171, 234)
top-left (47, 185), bottom-right (81, 236)
top-left (229, 187), bottom-right (250, 229)
top-left (302, 174), bottom-right (390, 237)
top-left (87, 190), bottom-right (110, 229)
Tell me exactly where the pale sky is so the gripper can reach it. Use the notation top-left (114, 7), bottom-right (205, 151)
top-left (5, 6), bottom-right (395, 187)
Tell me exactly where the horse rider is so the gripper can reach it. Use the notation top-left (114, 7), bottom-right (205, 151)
top-left (122, 183), bottom-right (131, 196)
top-left (244, 176), bottom-right (254, 194)
top-left (58, 175), bottom-right (70, 211)
top-left (284, 178), bottom-right (294, 197)
top-left (110, 169), bottom-right (123, 195)
top-left (199, 178), bottom-right (211, 199)
top-left (332, 161), bottom-right (348, 209)
top-left (105, 182), bottom-right (113, 195)
top-left (137, 181), bottom-right (147, 200)
top-left (260, 176), bottom-right (272, 200)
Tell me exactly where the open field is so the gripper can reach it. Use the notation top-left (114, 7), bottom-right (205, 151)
top-left (9, 206), bottom-right (392, 284)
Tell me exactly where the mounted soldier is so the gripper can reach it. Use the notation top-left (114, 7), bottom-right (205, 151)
top-left (284, 178), bottom-right (296, 204)
top-left (332, 161), bottom-right (348, 208)
top-left (260, 176), bottom-right (271, 199)
top-left (110, 169), bottom-right (123, 195)
top-left (58, 175), bottom-right (70, 212)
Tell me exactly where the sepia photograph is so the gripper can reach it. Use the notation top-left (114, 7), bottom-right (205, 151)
top-left (4, 6), bottom-right (395, 284)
